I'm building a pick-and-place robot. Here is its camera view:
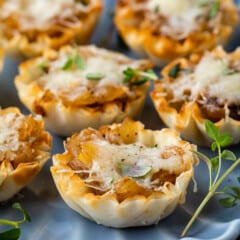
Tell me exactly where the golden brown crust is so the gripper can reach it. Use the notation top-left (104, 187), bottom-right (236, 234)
top-left (0, 0), bottom-right (103, 58)
top-left (51, 119), bottom-right (197, 227)
top-left (15, 45), bottom-right (153, 136)
top-left (0, 107), bottom-right (52, 201)
top-left (0, 48), bottom-right (3, 70)
top-left (114, 0), bottom-right (238, 66)
top-left (151, 47), bottom-right (240, 146)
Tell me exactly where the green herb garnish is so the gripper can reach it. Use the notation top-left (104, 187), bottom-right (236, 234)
top-left (198, 0), bottom-right (209, 6)
top-left (222, 66), bottom-right (238, 75)
top-left (181, 120), bottom-right (240, 237)
top-left (62, 50), bottom-right (85, 70)
top-left (217, 176), bottom-right (240, 207)
top-left (154, 4), bottom-right (160, 13)
top-left (0, 202), bottom-right (31, 240)
top-left (74, 55), bottom-right (85, 70)
top-left (62, 58), bottom-right (73, 70)
top-left (209, 1), bottom-right (219, 19)
top-left (123, 68), bottom-right (158, 86)
top-left (168, 63), bottom-right (181, 78)
top-left (37, 61), bottom-right (48, 73)
top-left (86, 72), bottom-right (105, 80)
top-left (118, 162), bottom-right (152, 178)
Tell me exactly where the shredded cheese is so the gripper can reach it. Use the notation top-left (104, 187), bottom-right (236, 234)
top-left (0, 0), bottom-right (92, 30)
top-left (0, 112), bottom-right (21, 153)
top-left (166, 52), bottom-right (240, 104)
top-left (80, 140), bottom-right (188, 190)
top-left (146, 0), bottom-right (210, 40)
top-left (37, 46), bottom-right (145, 97)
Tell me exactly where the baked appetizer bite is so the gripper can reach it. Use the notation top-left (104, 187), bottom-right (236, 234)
top-left (15, 45), bottom-right (154, 136)
top-left (0, 0), bottom-right (103, 58)
top-left (114, 0), bottom-right (238, 66)
top-left (51, 119), bottom-right (197, 228)
top-left (0, 107), bottom-right (52, 202)
top-left (0, 48), bottom-right (3, 71)
top-left (151, 46), bottom-right (240, 146)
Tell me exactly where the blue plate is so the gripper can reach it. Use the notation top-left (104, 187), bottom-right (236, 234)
top-left (0, 1), bottom-right (240, 239)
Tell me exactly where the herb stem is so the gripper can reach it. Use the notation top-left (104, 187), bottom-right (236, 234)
top-left (0, 219), bottom-right (18, 228)
top-left (181, 157), bottom-right (240, 237)
top-left (138, 71), bottom-right (158, 80)
top-left (212, 142), bottom-right (222, 187)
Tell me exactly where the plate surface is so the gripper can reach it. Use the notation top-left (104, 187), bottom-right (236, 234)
top-left (0, 1), bottom-right (240, 239)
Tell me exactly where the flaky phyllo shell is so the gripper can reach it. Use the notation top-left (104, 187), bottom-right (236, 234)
top-left (114, 0), bottom-right (238, 66)
top-left (0, 48), bottom-right (3, 71)
top-left (0, 0), bottom-right (102, 58)
top-left (15, 45), bottom-right (153, 136)
top-left (0, 107), bottom-right (52, 202)
top-left (151, 46), bottom-right (240, 146)
top-left (51, 119), bottom-right (197, 228)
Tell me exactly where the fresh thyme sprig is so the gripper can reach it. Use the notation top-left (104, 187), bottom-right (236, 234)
top-left (0, 202), bottom-right (31, 240)
top-left (123, 68), bottom-right (158, 86)
top-left (181, 120), bottom-right (240, 237)
top-left (216, 176), bottom-right (240, 207)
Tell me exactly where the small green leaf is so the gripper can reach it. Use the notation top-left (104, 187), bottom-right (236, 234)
top-left (154, 5), bottom-right (160, 13)
top-left (118, 163), bottom-right (152, 178)
top-left (168, 63), bottom-right (181, 78)
top-left (122, 67), bottom-right (157, 85)
top-left (123, 67), bottom-right (136, 83)
top-left (229, 186), bottom-right (240, 197)
top-left (219, 197), bottom-right (236, 207)
top-left (221, 150), bottom-right (237, 161)
top-left (0, 228), bottom-right (21, 240)
top-left (37, 62), bottom-right (47, 73)
top-left (198, 0), bottom-right (209, 7)
top-left (217, 134), bottom-right (233, 147)
top-left (144, 69), bottom-right (158, 80)
top-left (209, 1), bottom-right (219, 19)
top-left (205, 120), bottom-right (219, 140)
top-left (210, 156), bottom-right (219, 171)
top-left (238, 177), bottom-right (240, 183)
top-left (211, 142), bottom-right (217, 152)
top-left (223, 68), bottom-right (237, 75)
top-left (86, 72), bottom-right (105, 80)
top-left (222, 185), bottom-right (240, 197)
top-left (12, 202), bottom-right (31, 223)
top-left (62, 58), bottom-right (73, 70)
top-left (74, 55), bottom-right (85, 70)
top-left (131, 77), bottom-right (148, 86)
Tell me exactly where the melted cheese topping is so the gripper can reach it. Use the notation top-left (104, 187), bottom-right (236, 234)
top-left (82, 140), bottom-right (187, 190)
top-left (0, 112), bottom-right (21, 153)
top-left (166, 52), bottom-right (240, 104)
top-left (1, 0), bottom-right (92, 30)
top-left (38, 47), bottom-right (146, 97)
top-left (146, 0), bottom-right (209, 40)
